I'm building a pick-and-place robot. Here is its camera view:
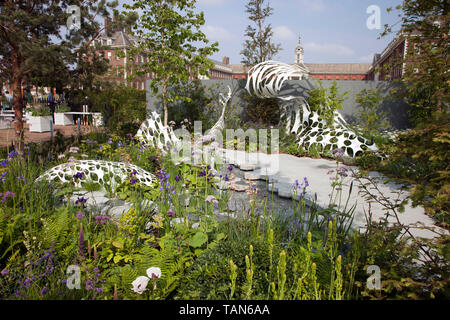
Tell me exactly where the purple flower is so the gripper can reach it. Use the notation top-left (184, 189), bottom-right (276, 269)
top-left (75, 197), bottom-right (87, 205)
top-left (224, 174), bottom-right (229, 182)
top-left (40, 287), bottom-right (48, 296)
top-left (227, 165), bottom-right (233, 172)
top-left (130, 178), bottom-right (138, 185)
top-left (85, 280), bottom-right (93, 290)
top-left (130, 170), bottom-right (138, 176)
top-left (1, 268), bottom-right (9, 276)
top-left (1, 191), bottom-right (15, 203)
top-left (76, 211), bottom-right (84, 220)
top-left (96, 288), bottom-right (103, 294)
top-left (174, 175), bottom-right (180, 182)
top-left (167, 209), bottom-right (175, 217)
top-left (304, 177), bottom-right (309, 187)
top-left (73, 172), bottom-right (84, 180)
top-left (332, 148), bottom-right (345, 159)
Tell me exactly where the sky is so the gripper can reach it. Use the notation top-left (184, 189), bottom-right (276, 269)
top-left (119, 0), bottom-right (404, 65)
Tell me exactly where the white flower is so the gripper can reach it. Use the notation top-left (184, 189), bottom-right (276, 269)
top-left (131, 276), bottom-right (150, 294)
top-left (191, 222), bottom-right (200, 229)
top-left (81, 154), bottom-right (88, 158)
top-left (205, 195), bottom-right (217, 203)
top-left (146, 267), bottom-right (162, 279)
top-left (57, 154), bottom-right (65, 159)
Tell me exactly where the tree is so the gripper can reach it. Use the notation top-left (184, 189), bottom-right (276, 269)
top-left (0, 0), bottom-right (119, 154)
top-left (355, 89), bottom-right (390, 142)
top-left (0, 0), bottom-right (66, 153)
top-left (240, 0), bottom-right (281, 67)
top-left (381, 0), bottom-right (449, 221)
top-left (123, 0), bottom-right (219, 126)
top-left (307, 81), bottom-right (347, 128)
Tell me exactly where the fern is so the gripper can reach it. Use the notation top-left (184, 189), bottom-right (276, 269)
top-left (136, 241), bottom-right (191, 299)
top-left (41, 207), bottom-right (75, 254)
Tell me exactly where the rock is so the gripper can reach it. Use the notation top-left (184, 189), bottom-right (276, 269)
top-left (228, 182), bottom-right (248, 192)
top-left (239, 163), bottom-right (257, 171)
top-left (108, 204), bottom-right (133, 220)
top-left (244, 172), bottom-right (260, 180)
top-left (215, 212), bottom-right (237, 222)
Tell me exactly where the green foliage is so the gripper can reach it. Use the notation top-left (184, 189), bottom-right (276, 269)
top-left (307, 81), bottom-right (347, 128)
top-left (240, 0), bottom-right (281, 66)
top-left (167, 80), bottom-right (213, 128)
top-left (30, 106), bottom-right (52, 117)
top-left (355, 89), bottom-right (390, 141)
top-left (123, 0), bottom-right (219, 125)
top-left (68, 84), bottom-right (147, 134)
top-left (240, 91), bottom-right (280, 125)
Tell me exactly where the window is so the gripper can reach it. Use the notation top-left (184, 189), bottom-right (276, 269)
top-left (107, 52), bottom-right (111, 59)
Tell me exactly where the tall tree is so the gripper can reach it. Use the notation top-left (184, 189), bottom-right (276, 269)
top-left (240, 0), bottom-right (281, 67)
top-left (381, 0), bottom-right (449, 217)
top-left (382, 0), bottom-right (449, 123)
top-left (0, 0), bottom-right (119, 153)
top-left (0, 0), bottom-right (65, 153)
top-left (123, 0), bottom-right (219, 126)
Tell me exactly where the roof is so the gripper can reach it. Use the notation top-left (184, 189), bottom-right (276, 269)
top-left (304, 63), bottom-right (372, 74)
top-left (95, 31), bottom-right (139, 48)
top-left (230, 64), bottom-right (249, 74)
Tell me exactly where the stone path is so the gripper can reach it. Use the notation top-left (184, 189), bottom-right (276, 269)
top-left (218, 149), bottom-right (448, 239)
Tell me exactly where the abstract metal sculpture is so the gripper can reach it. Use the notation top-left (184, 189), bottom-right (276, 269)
top-left (37, 160), bottom-right (155, 189)
top-left (135, 110), bottom-right (179, 150)
top-left (246, 60), bottom-right (377, 157)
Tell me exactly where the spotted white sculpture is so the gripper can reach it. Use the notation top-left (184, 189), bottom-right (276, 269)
top-left (37, 160), bottom-right (155, 189)
top-left (246, 60), bottom-right (309, 100)
top-left (135, 111), bottom-right (179, 150)
top-left (246, 61), bottom-right (377, 157)
top-left (203, 86), bottom-right (232, 143)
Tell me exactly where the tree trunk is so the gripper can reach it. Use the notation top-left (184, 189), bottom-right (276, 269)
top-left (12, 77), bottom-right (24, 155)
top-left (162, 80), bottom-right (168, 127)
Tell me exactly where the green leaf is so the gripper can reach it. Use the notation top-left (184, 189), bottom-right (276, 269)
top-left (112, 241), bottom-right (124, 249)
top-left (113, 255), bottom-right (123, 264)
top-left (189, 232), bottom-right (208, 248)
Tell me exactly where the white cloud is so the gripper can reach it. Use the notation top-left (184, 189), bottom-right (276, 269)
top-left (197, 0), bottom-right (225, 6)
top-left (359, 54), bottom-right (374, 63)
top-left (201, 25), bottom-right (234, 43)
top-left (273, 25), bottom-right (297, 42)
top-left (304, 42), bottom-right (355, 57)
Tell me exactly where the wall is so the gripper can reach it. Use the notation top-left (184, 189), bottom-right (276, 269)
top-left (146, 79), bottom-right (412, 129)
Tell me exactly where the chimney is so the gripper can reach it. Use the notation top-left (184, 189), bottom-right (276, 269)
top-left (222, 56), bottom-right (230, 65)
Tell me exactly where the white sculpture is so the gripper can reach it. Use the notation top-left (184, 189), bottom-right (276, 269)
top-left (246, 60), bottom-right (377, 157)
top-left (135, 110), bottom-right (179, 150)
top-left (37, 160), bottom-right (155, 189)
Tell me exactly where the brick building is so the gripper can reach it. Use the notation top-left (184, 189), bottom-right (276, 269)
top-left (305, 64), bottom-right (371, 81)
top-left (366, 37), bottom-right (408, 81)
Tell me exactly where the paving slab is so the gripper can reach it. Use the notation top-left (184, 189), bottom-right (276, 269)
top-left (219, 149), bottom-right (448, 239)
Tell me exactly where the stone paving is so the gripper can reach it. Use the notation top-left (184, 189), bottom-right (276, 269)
top-left (218, 149), bottom-right (448, 240)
